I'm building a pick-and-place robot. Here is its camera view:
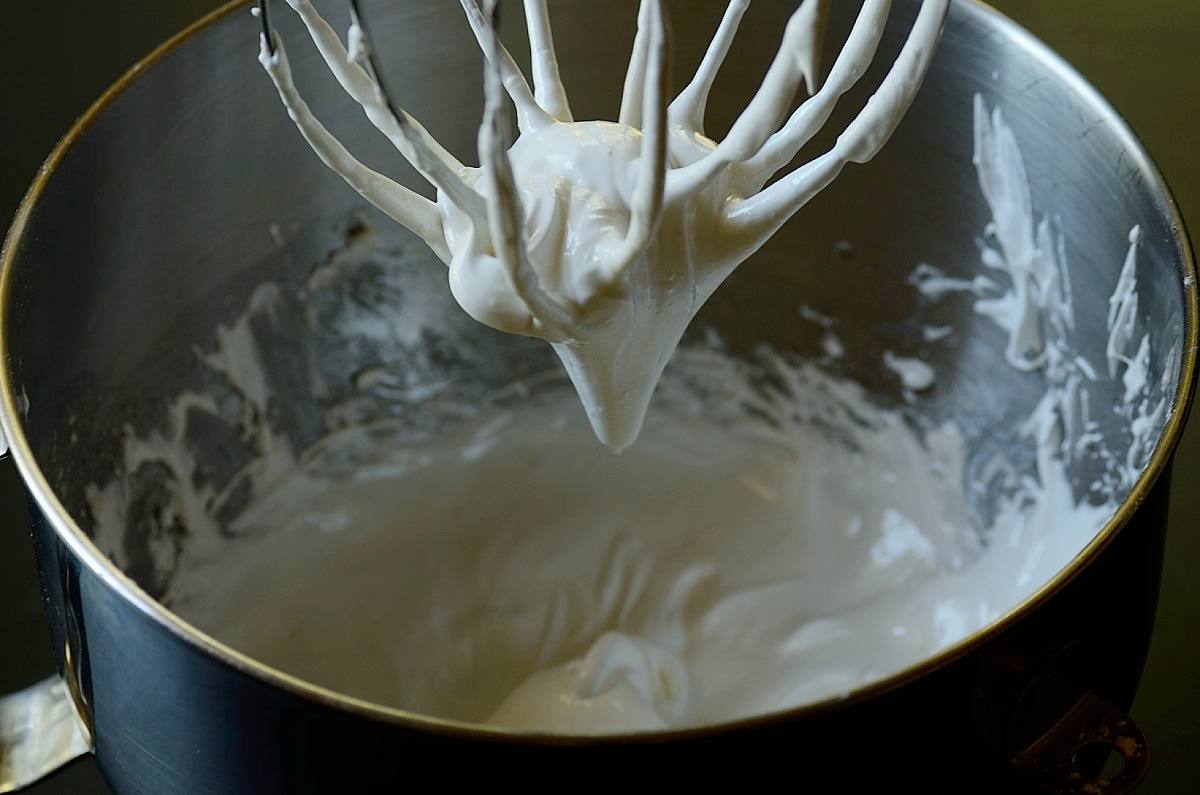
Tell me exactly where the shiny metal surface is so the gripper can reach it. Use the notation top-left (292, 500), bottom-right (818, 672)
top-left (0, 0), bottom-right (1195, 791)
top-left (0, 679), bottom-right (90, 793)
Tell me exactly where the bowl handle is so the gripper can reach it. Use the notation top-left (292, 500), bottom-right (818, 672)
top-left (0, 676), bottom-right (91, 793)
top-left (1011, 690), bottom-right (1150, 793)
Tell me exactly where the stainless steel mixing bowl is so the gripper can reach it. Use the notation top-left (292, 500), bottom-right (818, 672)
top-left (0, 1), bottom-right (1195, 791)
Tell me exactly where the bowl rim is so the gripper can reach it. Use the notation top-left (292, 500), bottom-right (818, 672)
top-left (0, 0), bottom-right (1196, 743)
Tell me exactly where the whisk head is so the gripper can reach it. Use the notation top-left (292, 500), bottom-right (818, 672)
top-left (254, 0), bottom-right (952, 449)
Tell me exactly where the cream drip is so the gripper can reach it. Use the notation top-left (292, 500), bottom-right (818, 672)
top-left (258, 0), bottom-right (951, 450)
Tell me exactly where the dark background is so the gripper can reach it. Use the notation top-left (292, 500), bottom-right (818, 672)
top-left (2, 2), bottom-right (1197, 791)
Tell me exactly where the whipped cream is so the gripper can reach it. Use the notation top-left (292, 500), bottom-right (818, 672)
top-left (259, 0), bottom-right (950, 450)
top-left (89, 328), bottom-right (1121, 731)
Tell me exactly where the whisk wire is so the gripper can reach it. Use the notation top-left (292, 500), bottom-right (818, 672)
top-left (257, 0), bottom-right (274, 55)
top-left (346, 0), bottom-right (406, 134)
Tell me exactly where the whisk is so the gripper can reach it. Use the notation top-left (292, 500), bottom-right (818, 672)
top-left (255, 0), bottom-right (951, 450)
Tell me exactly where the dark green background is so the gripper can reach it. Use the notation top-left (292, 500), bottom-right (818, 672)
top-left (1, 2), bottom-right (1197, 791)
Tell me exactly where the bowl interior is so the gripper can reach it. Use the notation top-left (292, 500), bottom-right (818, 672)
top-left (2, 0), bottom-right (1193, 724)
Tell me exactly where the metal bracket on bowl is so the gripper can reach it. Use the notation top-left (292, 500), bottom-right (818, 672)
top-left (1011, 691), bottom-right (1150, 794)
top-left (0, 677), bottom-right (92, 793)
top-left (0, 554), bottom-right (94, 793)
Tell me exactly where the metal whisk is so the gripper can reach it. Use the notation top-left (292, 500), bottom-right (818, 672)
top-left (253, 0), bottom-right (951, 449)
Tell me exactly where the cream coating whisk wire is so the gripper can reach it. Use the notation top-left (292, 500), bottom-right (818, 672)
top-left (256, 0), bottom-right (951, 450)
